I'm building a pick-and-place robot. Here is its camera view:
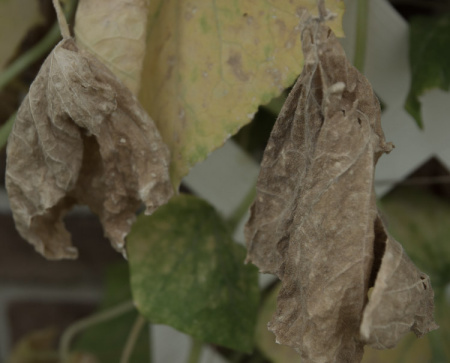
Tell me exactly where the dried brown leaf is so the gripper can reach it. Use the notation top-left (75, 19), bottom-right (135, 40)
top-left (245, 17), bottom-right (437, 363)
top-left (6, 38), bottom-right (173, 260)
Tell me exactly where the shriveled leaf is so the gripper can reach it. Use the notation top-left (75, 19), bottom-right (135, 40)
top-left (127, 194), bottom-right (259, 353)
top-left (255, 284), bottom-right (300, 363)
top-left (139, 0), bottom-right (344, 188)
top-left (73, 263), bottom-right (149, 363)
top-left (380, 186), bottom-right (450, 285)
top-left (0, 0), bottom-right (44, 71)
top-left (405, 14), bottom-right (450, 128)
top-left (245, 16), bottom-right (437, 363)
top-left (6, 38), bottom-right (173, 260)
top-left (74, 0), bottom-right (149, 95)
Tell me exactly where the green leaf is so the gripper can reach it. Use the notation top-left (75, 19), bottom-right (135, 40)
top-left (73, 263), bottom-right (150, 363)
top-left (405, 14), bottom-right (450, 128)
top-left (127, 194), bottom-right (260, 353)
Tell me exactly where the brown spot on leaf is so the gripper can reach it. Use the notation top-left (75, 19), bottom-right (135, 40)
top-left (226, 52), bottom-right (249, 82)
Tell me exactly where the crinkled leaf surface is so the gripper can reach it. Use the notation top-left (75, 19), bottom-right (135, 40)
top-left (74, 0), bottom-right (149, 95)
top-left (380, 186), bottom-right (450, 286)
top-left (405, 14), bottom-right (450, 128)
top-left (6, 38), bottom-right (173, 260)
top-left (127, 194), bottom-right (259, 353)
top-left (361, 186), bottom-right (450, 362)
top-left (255, 284), bottom-right (300, 363)
top-left (139, 0), bottom-right (344, 188)
top-left (0, 0), bottom-right (44, 70)
top-left (73, 263), bottom-right (149, 363)
top-left (245, 18), bottom-right (437, 363)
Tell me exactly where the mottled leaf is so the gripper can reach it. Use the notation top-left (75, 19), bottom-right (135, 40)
top-left (6, 38), bottom-right (173, 260)
top-left (73, 263), bottom-right (149, 363)
top-left (138, 0), bottom-right (344, 188)
top-left (74, 0), bottom-right (149, 95)
top-left (0, 0), bottom-right (44, 71)
top-left (127, 194), bottom-right (259, 353)
top-left (405, 14), bottom-right (450, 128)
top-left (245, 16), bottom-right (437, 363)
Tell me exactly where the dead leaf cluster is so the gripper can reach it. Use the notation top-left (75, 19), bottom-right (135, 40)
top-left (6, 37), bottom-right (173, 259)
top-left (245, 17), bottom-right (437, 363)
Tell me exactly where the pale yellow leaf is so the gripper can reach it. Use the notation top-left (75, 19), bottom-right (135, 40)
top-left (139, 0), bottom-right (344, 188)
top-left (74, 0), bottom-right (149, 95)
top-left (0, 0), bottom-right (44, 70)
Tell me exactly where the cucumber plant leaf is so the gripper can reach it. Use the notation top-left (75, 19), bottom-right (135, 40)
top-left (138, 0), bottom-right (344, 188)
top-left (405, 14), bottom-right (450, 128)
top-left (127, 194), bottom-right (259, 353)
top-left (74, 0), bottom-right (149, 95)
top-left (5, 38), bottom-right (173, 259)
top-left (245, 15), bottom-right (437, 363)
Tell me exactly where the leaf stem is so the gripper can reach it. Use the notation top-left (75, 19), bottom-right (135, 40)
top-left (354, 0), bottom-right (369, 72)
top-left (0, 112), bottom-right (16, 150)
top-left (120, 314), bottom-right (147, 363)
top-left (0, 0), bottom-right (77, 93)
top-left (52, 0), bottom-right (71, 39)
top-left (187, 338), bottom-right (203, 363)
top-left (59, 300), bottom-right (135, 361)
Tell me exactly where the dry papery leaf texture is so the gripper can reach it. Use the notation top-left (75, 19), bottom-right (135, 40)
top-left (245, 18), bottom-right (438, 363)
top-left (6, 38), bottom-right (173, 260)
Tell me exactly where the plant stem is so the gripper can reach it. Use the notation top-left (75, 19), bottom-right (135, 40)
top-left (52, 0), bottom-right (71, 39)
top-left (0, 112), bottom-right (16, 150)
top-left (187, 338), bottom-right (203, 363)
top-left (354, 0), bottom-right (369, 72)
top-left (59, 300), bottom-right (135, 361)
top-left (120, 314), bottom-right (147, 363)
top-left (0, 0), bottom-right (77, 92)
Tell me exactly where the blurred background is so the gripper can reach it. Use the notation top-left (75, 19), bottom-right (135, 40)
top-left (0, 0), bottom-right (449, 362)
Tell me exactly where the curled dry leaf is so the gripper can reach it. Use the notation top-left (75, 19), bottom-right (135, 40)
top-left (6, 38), bottom-right (173, 260)
top-left (245, 17), bottom-right (437, 363)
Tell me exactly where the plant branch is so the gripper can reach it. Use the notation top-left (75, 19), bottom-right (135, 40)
top-left (187, 338), bottom-right (203, 363)
top-left (0, 112), bottom-right (16, 150)
top-left (59, 300), bottom-right (135, 361)
top-left (354, 0), bottom-right (369, 72)
top-left (52, 0), bottom-right (71, 39)
top-left (120, 314), bottom-right (148, 363)
top-left (0, 0), bottom-right (77, 93)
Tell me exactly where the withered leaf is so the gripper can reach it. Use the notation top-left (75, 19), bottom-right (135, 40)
top-left (245, 17), bottom-right (437, 363)
top-left (6, 38), bottom-right (173, 260)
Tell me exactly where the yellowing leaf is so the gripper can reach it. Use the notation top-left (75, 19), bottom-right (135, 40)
top-left (139, 0), bottom-right (344, 188)
top-left (0, 0), bottom-right (44, 70)
top-left (74, 0), bottom-right (149, 95)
